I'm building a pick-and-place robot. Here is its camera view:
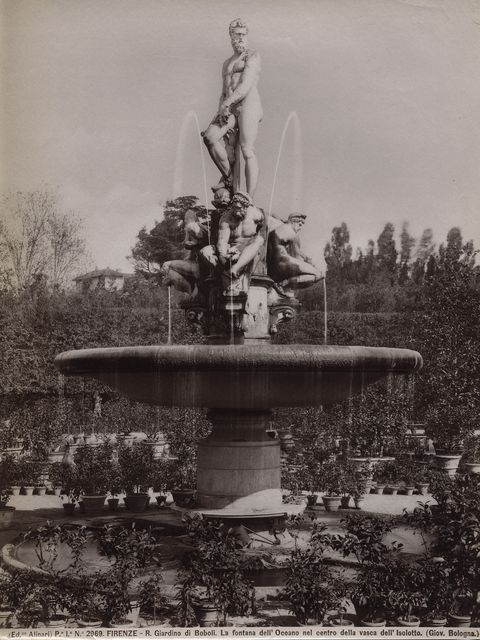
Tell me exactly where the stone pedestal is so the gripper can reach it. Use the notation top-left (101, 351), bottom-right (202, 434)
top-left (196, 409), bottom-right (283, 514)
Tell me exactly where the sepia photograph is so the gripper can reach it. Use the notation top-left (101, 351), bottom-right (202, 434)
top-left (1, 0), bottom-right (480, 636)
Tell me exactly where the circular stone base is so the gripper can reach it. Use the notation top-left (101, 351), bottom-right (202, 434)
top-left (171, 502), bottom-right (304, 520)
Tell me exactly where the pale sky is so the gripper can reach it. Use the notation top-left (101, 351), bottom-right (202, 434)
top-left (2, 0), bottom-right (480, 273)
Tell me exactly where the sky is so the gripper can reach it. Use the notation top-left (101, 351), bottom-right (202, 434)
top-left (2, 0), bottom-right (480, 274)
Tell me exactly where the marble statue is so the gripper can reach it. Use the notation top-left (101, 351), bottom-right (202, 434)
top-left (200, 191), bottom-right (264, 296)
top-left (267, 213), bottom-right (323, 297)
top-left (202, 18), bottom-right (262, 198)
top-left (161, 188), bottom-right (231, 298)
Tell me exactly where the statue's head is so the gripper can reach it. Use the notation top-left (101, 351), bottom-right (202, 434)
top-left (212, 187), bottom-right (231, 209)
top-left (231, 191), bottom-right (252, 219)
top-left (288, 212), bottom-right (307, 231)
top-left (229, 18), bottom-right (248, 54)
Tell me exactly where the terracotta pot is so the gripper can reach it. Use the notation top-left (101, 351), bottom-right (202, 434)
top-left (77, 616), bottom-right (103, 627)
top-left (354, 497), bottom-right (366, 510)
top-left (46, 614), bottom-right (69, 627)
top-left (107, 497), bottom-right (119, 511)
top-left (0, 506), bottom-right (15, 529)
top-left (10, 486), bottom-right (21, 496)
top-left (307, 494), bottom-right (318, 506)
top-left (36, 486), bottom-right (47, 496)
top-left (0, 607), bottom-right (13, 627)
top-left (193, 600), bottom-right (220, 627)
top-left (387, 485), bottom-right (400, 495)
top-left (404, 486), bottom-right (415, 496)
top-left (24, 486), bottom-right (35, 496)
top-left (62, 502), bottom-right (76, 515)
top-left (172, 489), bottom-right (196, 508)
top-left (156, 494), bottom-right (167, 507)
top-left (82, 495), bottom-right (106, 515)
top-left (448, 613), bottom-right (471, 627)
top-left (340, 495), bottom-right (351, 508)
top-left (110, 617), bottom-right (136, 628)
top-left (416, 482), bottom-right (429, 495)
top-left (463, 462), bottom-right (480, 475)
top-left (424, 616), bottom-right (447, 627)
top-left (322, 495), bottom-right (341, 512)
top-left (53, 487), bottom-right (62, 496)
top-left (124, 492), bottom-right (149, 512)
top-left (373, 484), bottom-right (385, 495)
top-left (361, 618), bottom-right (386, 627)
top-left (434, 454), bottom-right (462, 476)
top-left (397, 615), bottom-right (420, 627)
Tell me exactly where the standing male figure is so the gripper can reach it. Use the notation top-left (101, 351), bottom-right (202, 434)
top-left (202, 18), bottom-right (262, 198)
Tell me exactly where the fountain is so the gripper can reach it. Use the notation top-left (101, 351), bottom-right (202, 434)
top-left (55, 18), bottom-right (422, 528)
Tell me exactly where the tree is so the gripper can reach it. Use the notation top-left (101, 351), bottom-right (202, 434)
top-left (376, 223), bottom-right (397, 275)
top-left (0, 188), bottom-right (86, 290)
top-left (129, 195), bottom-right (204, 276)
top-left (324, 223), bottom-right (353, 284)
top-left (410, 233), bottom-right (480, 441)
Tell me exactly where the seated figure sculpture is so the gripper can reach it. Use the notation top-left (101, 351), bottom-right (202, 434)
top-left (161, 188), bottom-right (231, 299)
top-left (200, 191), bottom-right (264, 296)
top-left (267, 212), bottom-right (323, 297)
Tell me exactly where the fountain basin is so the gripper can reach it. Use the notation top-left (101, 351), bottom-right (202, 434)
top-left (54, 344), bottom-right (422, 409)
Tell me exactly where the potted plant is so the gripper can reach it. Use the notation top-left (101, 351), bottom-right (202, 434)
top-left (74, 441), bottom-right (115, 514)
top-left (94, 523), bottom-right (161, 626)
top-left (461, 433), bottom-right (480, 474)
top-left (177, 516), bottom-right (254, 627)
top-left (426, 402), bottom-right (470, 475)
top-left (284, 546), bottom-right (346, 625)
top-left (352, 565), bottom-right (390, 627)
top-left (377, 459), bottom-right (402, 494)
top-left (150, 457), bottom-right (171, 507)
top-left (420, 558), bottom-right (452, 626)
top-left (137, 574), bottom-right (169, 624)
top-left (171, 460), bottom-right (197, 508)
top-left (0, 454), bottom-right (15, 529)
top-left (318, 460), bottom-right (343, 511)
top-left (107, 462), bottom-right (122, 511)
top-left (48, 462), bottom-right (80, 514)
top-left (12, 456), bottom-right (42, 495)
top-left (388, 560), bottom-right (424, 627)
top-left (117, 441), bottom-right (155, 511)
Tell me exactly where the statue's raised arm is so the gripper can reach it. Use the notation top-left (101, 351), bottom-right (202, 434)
top-left (203, 19), bottom-right (263, 199)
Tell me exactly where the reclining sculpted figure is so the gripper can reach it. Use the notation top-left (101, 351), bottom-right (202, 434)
top-left (267, 213), bottom-right (323, 297)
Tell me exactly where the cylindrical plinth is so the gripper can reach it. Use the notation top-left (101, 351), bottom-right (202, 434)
top-left (197, 409), bottom-right (282, 512)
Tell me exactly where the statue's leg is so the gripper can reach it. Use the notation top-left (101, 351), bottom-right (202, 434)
top-left (203, 123), bottom-right (232, 182)
top-left (162, 260), bottom-right (200, 295)
top-left (238, 107), bottom-right (261, 197)
top-left (230, 236), bottom-right (264, 278)
top-left (284, 274), bottom-right (319, 290)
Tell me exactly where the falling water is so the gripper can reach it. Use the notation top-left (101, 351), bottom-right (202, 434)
top-left (323, 277), bottom-right (328, 345)
top-left (266, 111), bottom-right (303, 234)
top-left (173, 110), bottom-right (211, 242)
top-left (167, 286), bottom-right (172, 345)
top-left (229, 268), bottom-right (235, 345)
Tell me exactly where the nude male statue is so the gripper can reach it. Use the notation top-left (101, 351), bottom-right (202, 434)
top-left (267, 213), bottom-right (323, 297)
top-left (161, 188), bottom-right (231, 298)
top-left (202, 18), bottom-right (262, 198)
top-left (200, 191), bottom-right (264, 295)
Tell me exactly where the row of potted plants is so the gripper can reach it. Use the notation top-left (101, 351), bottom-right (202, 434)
top-left (47, 441), bottom-right (196, 515)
